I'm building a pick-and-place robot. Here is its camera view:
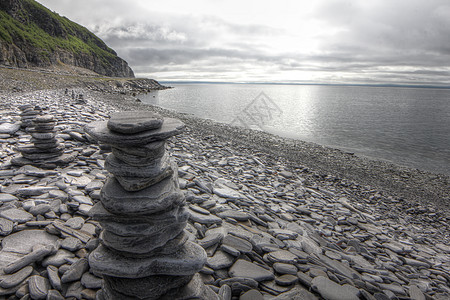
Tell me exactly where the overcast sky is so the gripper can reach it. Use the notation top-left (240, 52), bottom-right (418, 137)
top-left (37, 0), bottom-right (450, 85)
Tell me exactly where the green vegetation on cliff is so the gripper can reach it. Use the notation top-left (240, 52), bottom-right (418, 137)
top-left (0, 0), bottom-right (134, 77)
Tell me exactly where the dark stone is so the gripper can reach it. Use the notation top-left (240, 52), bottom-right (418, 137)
top-left (84, 118), bottom-right (185, 146)
top-left (107, 111), bottom-right (164, 133)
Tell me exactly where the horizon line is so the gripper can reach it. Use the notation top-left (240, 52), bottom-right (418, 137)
top-left (156, 80), bottom-right (450, 89)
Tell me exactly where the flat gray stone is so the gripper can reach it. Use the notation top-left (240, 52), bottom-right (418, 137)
top-left (0, 123), bottom-right (20, 134)
top-left (229, 259), bottom-right (275, 282)
top-left (311, 276), bottom-right (359, 300)
top-left (84, 118), bottom-right (185, 146)
top-left (206, 250), bottom-right (235, 270)
top-left (273, 286), bottom-right (318, 300)
top-left (217, 210), bottom-right (250, 221)
top-left (28, 275), bottom-right (50, 300)
top-left (0, 193), bottom-right (19, 203)
top-left (0, 217), bottom-right (14, 236)
top-left (89, 242), bottom-right (206, 278)
top-left (189, 209), bottom-right (222, 225)
top-left (100, 176), bottom-right (184, 215)
top-left (0, 208), bottom-right (33, 223)
top-left (107, 111), bottom-right (163, 133)
top-left (222, 234), bottom-right (252, 253)
top-left (265, 250), bottom-right (298, 264)
top-left (42, 249), bottom-right (75, 267)
top-left (103, 274), bottom-right (191, 299)
top-left (0, 265), bottom-right (33, 289)
top-left (47, 265), bottom-right (62, 291)
top-left (61, 258), bottom-right (89, 283)
top-left (240, 289), bottom-right (264, 300)
top-left (81, 272), bottom-right (103, 289)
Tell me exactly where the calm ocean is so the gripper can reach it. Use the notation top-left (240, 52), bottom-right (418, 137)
top-left (141, 83), bottom-right (450, 175)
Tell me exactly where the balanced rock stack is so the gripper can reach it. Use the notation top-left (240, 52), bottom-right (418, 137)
top-left (19, 104), bottom-right (42, 128)
top-left (12, 114), bottom-right (76, 168)
top-left (85, 111), bottom-right (219, 300)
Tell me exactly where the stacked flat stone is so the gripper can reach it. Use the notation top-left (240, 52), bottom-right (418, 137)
top-left (12, 115), bottom-right (75, 168)
top-left (85, 111), bottom-right (219, 300)
top-left (19, 104), bottom-right (42, 128)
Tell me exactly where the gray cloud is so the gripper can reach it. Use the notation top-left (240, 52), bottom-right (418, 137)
top-left (37, 0), bottom-right (450, 84)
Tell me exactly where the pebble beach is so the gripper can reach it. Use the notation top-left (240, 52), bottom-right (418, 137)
top-left (0, 81), bottom-right (450, 299)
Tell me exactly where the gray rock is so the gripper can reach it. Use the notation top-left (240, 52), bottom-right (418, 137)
top-left (265, 250), bottom-right (298, 264)
top-left (89, 242), bottom-right (206, 278)
top-left (222, 234), bottom-right (252, 253)
top-left (61, 237), bottom-right (83, 251)
top-left (47, 289), bottom-right (65, 300)
top-left (28, 275), bottom-right (50, 300)
top-left (217, 210), bottom-right (250, 221)
top-left (47, 265), bottom-right (62, 291)
top-left (81, 272), bottom-right (103, 289)
top-left (276, 274), bottom-right (298, 286)
top-left (273, 263), bottom-right (298, 275)
top-left (0, 193), bottom-right (19, 203)
top-left (0, 265), bottom-right (33, 289)
top-left (311, 276), bottom-right (359, 300)
top-left (42, 249), bottom-right (75, 267)
top-left (218, 284), bottom-right (232, 300)
top-left (0, 208), bottom-right (34, 223)
top-left (100, 176), bottom-right (184, 215)
top-left (103, 273), bottom-right (192, 299)
top-left (189, 209), bottom-right (222, 225)
top-left (206, 250), bottom-right (235, 270)
top-left (107, 111), bottom-right (163, 133)
top-left (61, 258), bottom-right (89, 283)
top-left (240, 289), bottom-right (264, 300)
top-left (84, 118), bottom-right (185, 146)
top-left (0, 123), bottom-right (20, 134)
top-left (273, 286), bottom-right (318, 300)
top-left (229, 259), bottom-right (275, 282)
top-left (4, 244), bottom-right (54, 274)
top-left (65, 281), bottom-right (83, 299)
top-left (0, 217), bottom-right (14, 236)
top-left (409, 285), bottom-right (426, 300)
top-left (64, 217), bottom-right (85, 230)
top-left (29, 204), bottom-right (52, 216)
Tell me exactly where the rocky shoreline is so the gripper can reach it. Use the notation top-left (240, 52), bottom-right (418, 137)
top-left (0, 87), bottom-right (449, 299)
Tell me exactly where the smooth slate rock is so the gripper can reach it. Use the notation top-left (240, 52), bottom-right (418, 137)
top-left (311, 276), bottom-right (359, 300)
top-left (61, 258), bottom-right (89, 283)
top-left (206, 250), bottom-right (235, 270)
top-left (47, 265), bottom-right (62, 291)
top-left (28, 275), bottom-right (50, 300)
top-left (0, 265), bottom-right (33, 289)
top-left (189, 209), bottom-right (222, 225)
top-left (89, 242), bottom-right (206, 278)
top-left (84, 118), bottom-right (185, 146)
top-left (81, 272), bottom-right (103, 289)
top-left (0, 123), bottom-right (20, 134)
top-left (0, 217), bottom-right (14, 236)
top-left (0, 193), bottom-right (19, 203)
top-left (107, 111), bottom-right (164, 133)
top-left (229, 259), bottom-right (275, 282)
top-left (103, 274), bottom-right (192, 299)
top-left (0, 208), bottom-right (34, 223)
top-left (100, 176), bottom-right (184, 215)
top-left (222, 234), bottom-right (252, 253)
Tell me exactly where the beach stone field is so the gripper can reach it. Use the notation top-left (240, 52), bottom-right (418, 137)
top-left (0, 89), bottom-right (449, 300)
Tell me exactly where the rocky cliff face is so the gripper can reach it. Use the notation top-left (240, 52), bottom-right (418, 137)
top-left (0, 0), bottom-right (134, 77)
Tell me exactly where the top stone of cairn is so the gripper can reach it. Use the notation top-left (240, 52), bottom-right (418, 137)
top-left (107, 111), bottom-right (164, 134)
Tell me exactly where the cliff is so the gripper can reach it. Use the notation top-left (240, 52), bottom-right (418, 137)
top-left (0, 0), bottom-right (134, 77)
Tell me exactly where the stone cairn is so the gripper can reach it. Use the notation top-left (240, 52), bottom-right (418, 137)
top-left (12, 109), bottom-right (76, 168)
top-left (84, 111), bottom-right (219, 300)
top-left (19, 104), bottom-right (42, 129)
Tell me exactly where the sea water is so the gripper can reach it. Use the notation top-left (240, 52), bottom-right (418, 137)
top-left (141, 83), bottom-right (450, 175)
